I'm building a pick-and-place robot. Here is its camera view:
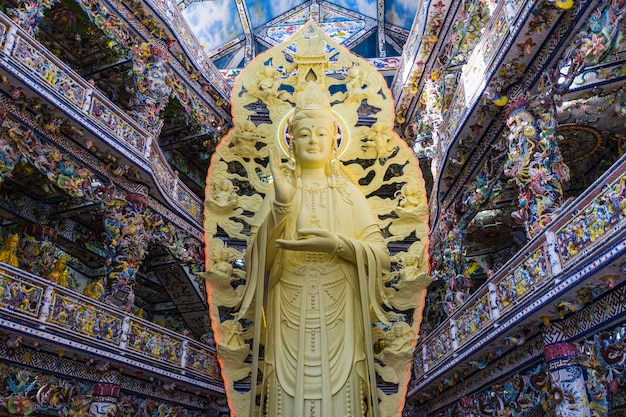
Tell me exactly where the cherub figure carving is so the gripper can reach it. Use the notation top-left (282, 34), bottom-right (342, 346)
top-left (362, 122), bottom-right (396, 159)
top-left (252, 66), bottom-right (286, 106)
top-left (205, 174), bottom-right (263, 240)
top-left (207, 177), bottom-right (239, 213)
top-left (203, 238), bottom-right (245, 308)
top-left (230, 120), bottom-right (266, 156)
top-left (381, 183), bottom-right (429, 243)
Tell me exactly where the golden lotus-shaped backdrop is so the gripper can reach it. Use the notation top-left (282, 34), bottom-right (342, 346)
top-left (204, 21), bottom-right (431, 417)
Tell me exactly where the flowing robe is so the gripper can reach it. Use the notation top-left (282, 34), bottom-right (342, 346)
top-left (240, 176), bottom-right (389, 417)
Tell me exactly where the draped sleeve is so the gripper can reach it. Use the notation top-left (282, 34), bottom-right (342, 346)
top-left (236, 187), bottom-right (300, 320)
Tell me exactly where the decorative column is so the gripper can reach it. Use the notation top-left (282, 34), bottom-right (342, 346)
top-left (72, 0), bottom-right (172, 138)
top-left (504, 96), bottom-right (569, 238)
top-left (430, 209), bottom-right (469, 315)
top-left (581, 326), bottom-right (626, 416)
top-left (544, 342), bottom-right (591, 417)
top-left (102, 193), bottom-right (150, 311)
top-left (89, 369), bottom-right (121, 416)
top-left (0, 110), bottom-right (23, 184)
top-left (421, 74), bottom-right (444, 180)
top-left (127, 44), bottom-right (171, 136)
top-left (4, 0), bottom-right (59, 35)
top-left (17, 224), bottom-right (58, 278)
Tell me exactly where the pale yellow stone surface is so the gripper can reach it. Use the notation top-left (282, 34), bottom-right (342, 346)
top-left (204, 22), bottom-right (431, 417)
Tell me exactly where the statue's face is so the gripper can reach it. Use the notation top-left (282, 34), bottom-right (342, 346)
top-left (292, 113), bottom-right (335, 169)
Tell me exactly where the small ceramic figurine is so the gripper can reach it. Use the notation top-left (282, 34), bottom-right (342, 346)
top-left (83, 277), bottom-right (105, 301)
top-left (48, 254), bottom-right (69, 287)
top-left (0, 234), bottom-right (19, 267)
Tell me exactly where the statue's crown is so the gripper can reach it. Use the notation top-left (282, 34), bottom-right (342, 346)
top-left (294, 81), bottom-right (331, 114)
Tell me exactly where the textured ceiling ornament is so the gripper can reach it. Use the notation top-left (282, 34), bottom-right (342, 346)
top-left (203, 21), bottom-right (431, 417)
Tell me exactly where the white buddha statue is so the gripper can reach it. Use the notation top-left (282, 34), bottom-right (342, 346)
top-left (238, 81), bottom-right (390, 417)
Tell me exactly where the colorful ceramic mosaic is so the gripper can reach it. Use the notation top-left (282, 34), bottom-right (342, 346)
top-left (149, 146), bottom-right (178, 195)
top-left (12, 37), bottom-right (87, 109)
top-left (128, 47), bottom-right (170, 135)
top-left (49, 292), bottom-right (124, 342)
top-left (103, 194), bottom-right (151, 309)
top-left (71, 0), bottom-right (230, 132)
top-left (462, 149), bottom-right (507, 213)
top-left (556, 174), bottom-right (626, 265)
top-left (118, 394), bottom-right (207, 417)
top-left (496, 246), bottom-right (548, 311)
top-left (4, 0), bottom-right (59, 35)
top-left (455, 291), bottom-right (492, 345)
top-left (0, 360), bottom-right (216, 416)
top-left (177, 185), bottom-right (201, 219)
top-left (270, 4), bottom-right (308, 25)
top-left (430, 363), bottom-right (552, 416)
top-left (151, 219), bottom-right (204, 265)
top-left (90, 97), bottom-right (147, 152)
top-left (556, 0), bottom-right (626, 91)
top-left (411, 1), bottom-right (510, 182)
top-left (410, 334), bottom-right (545, 407)
top-left (425, 325), bottom-right (454, 369)
top-left (582, 325), bottom-right (626, 414)
top-left (392, 0), bottom-right (449, 104)
top-left (119, 374), bottom-right (220, 408)
top-left (413, 348), bottom-right (426, 380)
top-left (411, 228), bottom-right (626, 409)
top-left (460, 5), bottom-right (509, 109)
top-left (127, 321), bottom-right (183, 365)
top-left (268, 20), bottom-right (367, 50)
top-left (0, 363), bottom-right (93, 416)
top-left (186, 344), bottom-right (222, 376)
top-left (18, 225), bottom-right (60, 278)
top-left (0, 267), bottom-right (45, 317)
top-left (504, 98), bottom-right (569, 237)
top-left (0, 265), bottom-right (221, 382)
top-left (0, 109), bottom-right (205, 309)
top-left (170, 73), bottom-right (217, 129)
top-left (146, 0), bottom-right (231, 97)
top-left (430, 211), bottom-right (470, 315)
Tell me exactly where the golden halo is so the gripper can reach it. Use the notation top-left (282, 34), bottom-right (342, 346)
top-left (277, 108), bottom-right (350, 160)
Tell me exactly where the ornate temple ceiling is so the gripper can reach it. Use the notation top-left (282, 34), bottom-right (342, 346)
top-left (178, 0), bottom-right (416, 73)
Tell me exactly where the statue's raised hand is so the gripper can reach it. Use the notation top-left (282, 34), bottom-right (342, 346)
top-left (269, 146), bottom-right (296, 204)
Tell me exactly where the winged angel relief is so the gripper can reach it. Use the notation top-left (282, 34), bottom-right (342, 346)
top-left (203, 22), bottom-right (431, 417)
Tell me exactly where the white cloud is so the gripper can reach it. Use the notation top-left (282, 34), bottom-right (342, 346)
top-left (269, 0), bottom-right (297, 16)
top-left (352, 0), bottom-right (377, 18)
top-left (385, 0), bottom-right (418, 29)
top-left (328, 0), bottom-right (376, 19)
top-left (394, 0), bottom-right (419, 11)
top-left (248, 2), bottom-right (267, 27)
top-left (252, 0), bottom-right (296, 27)
top-left (182, 0), bottom-right (242, 51)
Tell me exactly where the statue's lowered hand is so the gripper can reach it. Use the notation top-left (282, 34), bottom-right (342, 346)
top-left (276, 228), bottom-right (339, 253)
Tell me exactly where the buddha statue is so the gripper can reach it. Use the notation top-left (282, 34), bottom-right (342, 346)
top-left (237, 81), bottom-right (390, 416)
top-left (204, 22), bottom-right (431, 417)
